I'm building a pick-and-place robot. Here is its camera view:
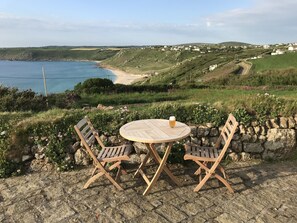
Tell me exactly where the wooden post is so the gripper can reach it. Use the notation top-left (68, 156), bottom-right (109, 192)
top-left (42, 66), bottom-right (49, 107)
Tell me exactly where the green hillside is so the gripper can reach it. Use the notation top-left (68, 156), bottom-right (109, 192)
top-left (252, 52), bottom-right (297, 72)
top-left (102, 47), bottom-right (268, 85)
top-left (0, 47), bottom-right (119, 61)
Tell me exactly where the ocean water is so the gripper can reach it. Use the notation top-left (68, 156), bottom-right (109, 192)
top-left (0, 60), bottom-right (116, 93)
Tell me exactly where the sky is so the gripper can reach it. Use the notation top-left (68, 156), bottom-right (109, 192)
top-left (0, 0), bottom-right (297, 47)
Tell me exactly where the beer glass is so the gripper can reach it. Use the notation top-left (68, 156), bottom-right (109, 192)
top-left (169, 116), bottom-right (176, 128)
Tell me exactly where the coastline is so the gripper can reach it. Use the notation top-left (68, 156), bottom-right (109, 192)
top-left (97, 62), bottom-right (144, 85)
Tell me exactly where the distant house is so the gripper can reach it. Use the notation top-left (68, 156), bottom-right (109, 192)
top-left (209, 64), bottom-right (218, 71)
top-left (288, 46), bottom-right (297, 51)
top-left (288, 46), bottom-right (294, 51)
top-left (263, 45), bottom-right (270, 49)
top-left (271, 49), bottom-right (284, 56)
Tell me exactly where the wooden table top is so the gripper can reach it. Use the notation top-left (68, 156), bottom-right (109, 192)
top-left (120, 119), bottom-right (191, 143)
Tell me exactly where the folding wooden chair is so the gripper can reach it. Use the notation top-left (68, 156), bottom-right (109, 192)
top-left (74, 116), bottom-right (132, 190)
top-left (184, 114), bottom-right (238, 193)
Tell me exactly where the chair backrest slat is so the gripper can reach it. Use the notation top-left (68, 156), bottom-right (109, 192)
top-left (76, 118), bottom-right (88, 129)
top-left (84, 129), bottom-right (94, 142)
top-left (74, 116), bottom-right (106, 164)
top-left (81, 124), bottom-right (91, 136)
top-left (221, 131), bottom-right (228, 143)
top-left (86, 134), bottom-right (95, 146)
top-left (216, 114), bottom-right (238, 162)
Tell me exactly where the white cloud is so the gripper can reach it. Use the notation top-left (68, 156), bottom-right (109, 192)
top-left (0, 0), bottom-right (297, 46)
top-left (203, 0), bottom-right (297, 43)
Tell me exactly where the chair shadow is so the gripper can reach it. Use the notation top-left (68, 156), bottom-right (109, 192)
top-left (179, 160), bottom-right (297, 193)
top-left (79, 160), bottom-right (297, 195)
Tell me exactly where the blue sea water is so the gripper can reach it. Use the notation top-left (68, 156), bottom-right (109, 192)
top-left (0, 60), bottom-right (116, 93)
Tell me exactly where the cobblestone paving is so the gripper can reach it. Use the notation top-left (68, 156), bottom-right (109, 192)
top-left (1, 160), bottom-right (297, 223)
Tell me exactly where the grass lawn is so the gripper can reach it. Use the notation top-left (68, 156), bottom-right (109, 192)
top-left (78, 88), bottom-right (297, 110)
top-left (252, 52), bottom-right (297, 72)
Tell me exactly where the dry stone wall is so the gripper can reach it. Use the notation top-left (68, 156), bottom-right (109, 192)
top-left (189, 116), bottom-right (297, 161)
top-left (24, 116), bottom-right (297, 171)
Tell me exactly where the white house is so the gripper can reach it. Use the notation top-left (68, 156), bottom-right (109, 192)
top-left (271, 49), bottom-right (284, 56)
top-left (209, 64), bottom-right (218, 71)
top-left (263, 45), bottom-right (270, 49)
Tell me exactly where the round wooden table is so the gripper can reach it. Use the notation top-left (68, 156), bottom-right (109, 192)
top-left (120, 119), bottom-right (191, 195)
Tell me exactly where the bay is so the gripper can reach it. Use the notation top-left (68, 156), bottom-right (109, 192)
top-left (0, 60), bottom-right (116, 93)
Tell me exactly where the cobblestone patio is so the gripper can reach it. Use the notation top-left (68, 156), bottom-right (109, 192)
top-left (1, 160), bottom-right (297, 223)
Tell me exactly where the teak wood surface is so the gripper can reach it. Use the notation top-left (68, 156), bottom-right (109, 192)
top-left (120, 119), bottom-right (191, 195)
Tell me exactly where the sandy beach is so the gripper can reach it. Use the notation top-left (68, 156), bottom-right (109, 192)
top-left (97, 63), bottom-right (144, 85)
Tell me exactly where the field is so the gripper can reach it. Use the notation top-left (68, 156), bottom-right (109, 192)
top-left (252, 52), bottom-right (297, 72)
top-left (0, 47), bottom-right (119, 61)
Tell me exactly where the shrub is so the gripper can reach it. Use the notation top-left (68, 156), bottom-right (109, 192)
top-left (192, 103), bottom-right (227, 126)
top-left (233, 108), bottom-right (253, 125)
top-left (74, 78), bottom-right (114, 94)
top-left (240, 93), bottom-right (285, 124)
top-left (0, 86), bottom-right (47, 112)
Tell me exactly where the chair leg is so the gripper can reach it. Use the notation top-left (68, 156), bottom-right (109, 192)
top-left (218, 165), bottom-right (226, 179)
top-left (214, 173), bottom-right (234, 193)
top-left (194, 172), bottom-right (212, 192)
top-left (115, 166), bottom-right (122, 182)
top-left (90, 167), bottom-right (97, 176)
top-left (104, 172), bottom-right (123, 190)
top-left (83, 172), bottom-right (105, 189)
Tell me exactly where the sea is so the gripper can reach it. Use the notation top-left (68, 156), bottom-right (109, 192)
top-left (0, 60), bottom-right (116, 94)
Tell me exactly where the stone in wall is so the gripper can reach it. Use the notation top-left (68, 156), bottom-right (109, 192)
top-left (231, 141), bottom-right (242, 153)
top-left (133, 142), bottom-right (148, 154)
top-left (197, 126), bottom-right (210, 137)
top-left (243, 143), bottom-right (264, 153)
top-left (258, 135), bottom-right (266, 143)
top-left (270, 118), bottom-right (280, 128)
top-left (190, 126), bottom-right (197, 137)
top-left (190, 137), bottom-right (201, 145)
top-left (74, 148), bottom-right (91, 166)
top-left (241, 152), bottom-right (251, 161)
top-left (201, 137), bottom-right (210, 146)
top-left (288, 117), bottom-right (295, 129)
top-left (254, 126), bottom-right (261, 135)
top-left (228, 152), bottom-right (239, 161)
top-left (260, 127), bottom-right (266, 136)
top-left (209, 137), bottom-right (218, 146)
top-left (279, 117), bottom-right (288, 129)
top-left (239, 125), bottom-right (246, 134)
top-left (232, 133), bottom-right (240, 141)
top-left (241, 134), bottom-right (257, 143)
top-left (209, 128), bottom-right (219, 137)
top-left (263, 129), bottom-right (296, 160)
top-left (265, 120), bottom-right (272, 129)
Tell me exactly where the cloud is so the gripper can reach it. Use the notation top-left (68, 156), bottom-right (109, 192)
top-left (203, 0), bottom-right (297, 43)
top-left (0, 0), bottom-right (297, 46)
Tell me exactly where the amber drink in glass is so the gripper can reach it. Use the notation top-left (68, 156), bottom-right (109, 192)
top-left (169, 116), bottom-right (176, 128)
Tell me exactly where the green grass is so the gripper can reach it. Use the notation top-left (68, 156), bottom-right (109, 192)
top-left (77, 92), bottom-right (187, 107)
top-left (0, 47), bottom-right (119, 61)
top-left (252, 52), bottom-right (297, 72)
top-left (77, 88), bottom-right (297, 111)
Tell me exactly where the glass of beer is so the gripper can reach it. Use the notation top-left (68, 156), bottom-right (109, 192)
top-left (169, 116), bottom-right (176, 128)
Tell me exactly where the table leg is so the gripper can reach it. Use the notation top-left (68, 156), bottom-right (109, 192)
top-left (148, 143), bottom-right (182, 187)
top-left (133, 150), bottom-right (151, 178)
top-left (143, 142), bottom-right (180, 195)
